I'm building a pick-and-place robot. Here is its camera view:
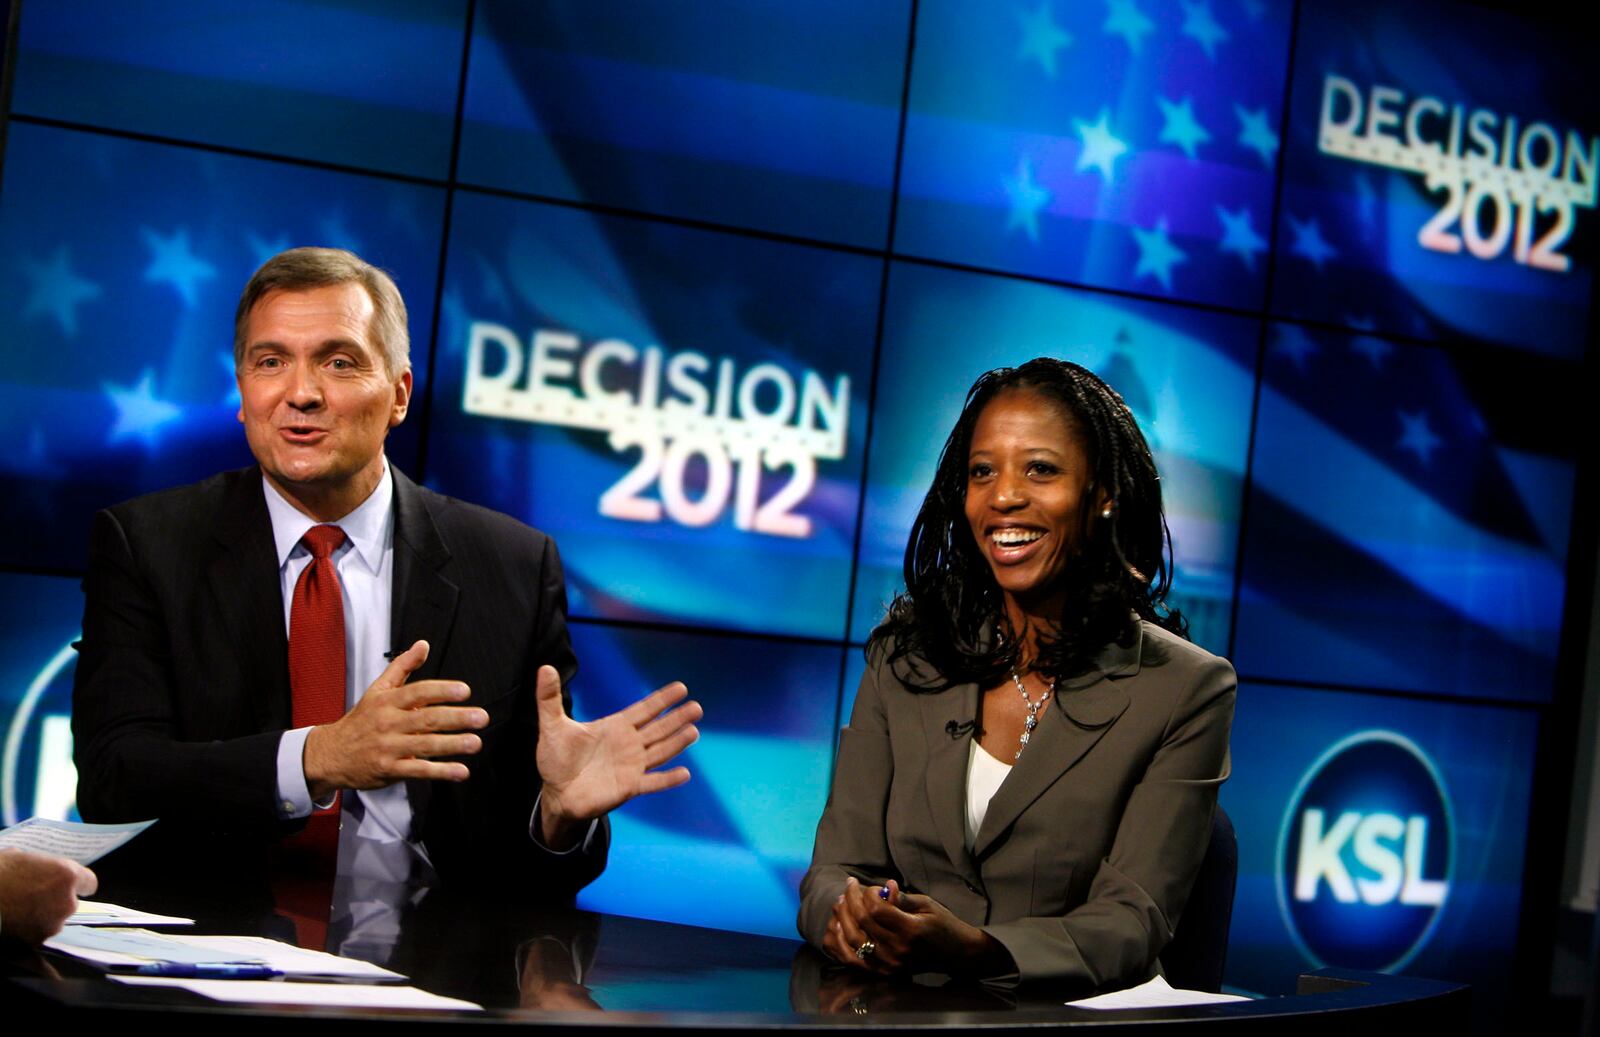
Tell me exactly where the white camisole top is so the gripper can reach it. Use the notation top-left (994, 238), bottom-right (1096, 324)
top-left (964, 739), bottom-right (1013, 849)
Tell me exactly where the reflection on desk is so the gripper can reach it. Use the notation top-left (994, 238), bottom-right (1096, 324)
top-left (4, 864), bottom-right (1471, 1032)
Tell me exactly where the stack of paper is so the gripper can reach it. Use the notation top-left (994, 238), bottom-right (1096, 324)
top-left (66, 901), bottom-right (194, 927)
top-left (45, 927), bottom-right (482, 1011)
top-left (7, 814), bottom-right (485, 1013)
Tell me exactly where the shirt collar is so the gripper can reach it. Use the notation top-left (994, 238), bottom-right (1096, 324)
top-left (262, 459), bottom-right (394, 574)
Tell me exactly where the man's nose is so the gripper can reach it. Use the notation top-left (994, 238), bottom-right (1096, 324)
top-left (285, 365), bottom-right (323, 407)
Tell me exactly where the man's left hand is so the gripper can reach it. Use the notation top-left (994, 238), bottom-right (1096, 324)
top-left (534, 665), bottom-right (702, 849)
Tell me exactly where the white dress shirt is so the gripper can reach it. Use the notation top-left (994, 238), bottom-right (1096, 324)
top-left (267, 461), bottom-right (426, 881)
top-left (266, 458), bottom-right (594, 881)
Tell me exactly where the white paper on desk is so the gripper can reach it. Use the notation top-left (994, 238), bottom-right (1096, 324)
top-left (1068, 974), bottom-right (1252, 1009)
top-left (169, 936), bottom-right (404, 980)
top-left (67, 901), bottom-right (194, 927)
top-left (46, 929), bottom-right (402, 980)
top-left (113, 976), bottom-right (482, 1012)
top-left (48, 926), bottom-right (265, 966)
top-left (0, 817), bottom-right (155, 864)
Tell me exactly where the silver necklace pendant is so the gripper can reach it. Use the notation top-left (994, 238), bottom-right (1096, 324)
top-left (1009, 667), bottom-right (1054, 760)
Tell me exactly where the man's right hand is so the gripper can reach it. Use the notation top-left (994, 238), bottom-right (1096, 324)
top-left (302, 640), bottom-right (488, 799)
top-left (0, 849), bottom-right (97, 944)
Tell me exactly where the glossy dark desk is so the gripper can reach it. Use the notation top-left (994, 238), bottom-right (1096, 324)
top-left (4, 869), bottom-right (1469, 1033)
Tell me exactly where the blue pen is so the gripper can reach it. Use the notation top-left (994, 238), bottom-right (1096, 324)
top-left (131, 963), bottom-right (280, 979)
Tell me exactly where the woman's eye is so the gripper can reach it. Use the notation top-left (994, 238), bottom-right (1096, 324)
top-left (968, 464), bottom-right (992, 479)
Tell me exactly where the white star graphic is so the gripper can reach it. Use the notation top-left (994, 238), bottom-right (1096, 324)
top-left (1215, 205), bottom-right (1266, 270)
top-left (142, 227), bottom-right (217, 307)
top-left (1157, 96), bottom-right (1211, 160)
top-left (104, 369), bottom-right (183, 448)
top-left (1074, 109), bottom-right (1129, 184)
top-left (1103, 0), bottom-right (1155, 54)
top-left (1131, 217), bottom-right (1187, 291)
top-left (1397, 411), bottom-right (1442, 465)
top-left (1017, 1), bottom-right (1073, 78)
top-left (1350, 336), bottom-right (1392, 370)
top-left (1271, 324), bottom-right (1319, 372)
top-left (1288, 215), bottom-right (1337, 269)
top-left (21, 246), bottom-right (103, 337)
top-left (1235, 104), bottom-right (1279, 168)
top-left (246, 231), bottom-right (292, 269)
top-left (1003, 159), bottom-right (1053, 242)
top-left (1180, 0), bottom-right (1229, 60)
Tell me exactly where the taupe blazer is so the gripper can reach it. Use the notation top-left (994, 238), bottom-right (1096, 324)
top-left (798, 621), bottom-right (1235, 989)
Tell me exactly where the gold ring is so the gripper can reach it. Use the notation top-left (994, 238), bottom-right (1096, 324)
top-left (854, 939), bottom-right (876, 960)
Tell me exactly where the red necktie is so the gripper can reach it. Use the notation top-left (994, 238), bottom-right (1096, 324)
top-left (277, 524), bottom-right (347, 948)
top-left (290, 524), bottom-right (348, 731)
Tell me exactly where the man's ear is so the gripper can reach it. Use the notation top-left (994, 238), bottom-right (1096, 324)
top-left (390, 369), bottom-right (414, 428)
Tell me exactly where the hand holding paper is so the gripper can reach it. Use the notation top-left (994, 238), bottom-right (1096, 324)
top-left (0, 848), bottom-right (98, 943)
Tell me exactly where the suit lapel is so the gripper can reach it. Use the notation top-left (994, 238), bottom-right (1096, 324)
top-left (918, 682), bottom-right (980, 885)
top-left (389, 467), bottom-right (460, 685)
top-left (208, 470), bottom-right (291, 731)
top-left (389, 468), bottom-right (460, 824)
top-left (971, 626), bottom-right (1143, 859)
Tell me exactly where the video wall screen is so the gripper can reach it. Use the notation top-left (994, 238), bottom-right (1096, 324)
top-left (0, 121), bottom-right (443, 571)
top-left (425, 191), bottom-right (876, 641)
top-left (0, 0), bottom-right (1590, 1008)
top-left (0, 572), bottom-right (83, 829)
top-left (1234, 322), bottom-right (1577, 702)
top-left (10, 0), bottom-right (467, 179)
top-left (896, 0), bottom-right (1292, 310)
top-left (1223, 682), bottom-right (1538, 1012)
top-left (458, 0), bottom-right (908, 248)
top-left (566, 623), bottom-right (843, 940)
top-left (1273, 0), bottom-right (1598, 359)
top-left (854, 261), bottom-right (1257, 652)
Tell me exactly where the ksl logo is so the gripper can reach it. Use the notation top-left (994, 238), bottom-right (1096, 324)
top-left (1276, 731), bottom-right (1453, 971)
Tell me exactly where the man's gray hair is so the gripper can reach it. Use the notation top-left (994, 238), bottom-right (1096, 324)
top-left (234, 247), bottom-right (410, 378)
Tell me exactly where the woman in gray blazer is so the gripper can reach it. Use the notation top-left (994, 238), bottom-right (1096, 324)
top-left (798, 358), bottom-right (1235, 991)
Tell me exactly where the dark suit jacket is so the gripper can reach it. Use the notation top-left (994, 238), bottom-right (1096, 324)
top-left (72, 464), bottom-right (608, 893)
top-left (798, 622), bottom-right (1234, 989)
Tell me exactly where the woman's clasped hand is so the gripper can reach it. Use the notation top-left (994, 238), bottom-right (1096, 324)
top-left (823, 877), bottom-right (1008, 977)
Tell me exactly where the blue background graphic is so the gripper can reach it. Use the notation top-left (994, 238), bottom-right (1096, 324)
top-left (0, 0), bottom-right (1589, 1014)
top-left (1224, 683), bottom-right (1537, 1014)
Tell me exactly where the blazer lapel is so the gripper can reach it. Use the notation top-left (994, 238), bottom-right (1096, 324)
top-left (208, 470), bottom-right (292, 731)
top-left (918, 682), bottom-right (981, 886)
top-left (389, 468), bottom-right (460, 823)
top-left (388, 467), bottom-right (460, 685)
top-left (971, 627), bottom-right (1143, 859)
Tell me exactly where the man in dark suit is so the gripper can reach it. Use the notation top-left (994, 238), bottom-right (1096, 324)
top-left (72, 247), bottom-right (700, 892)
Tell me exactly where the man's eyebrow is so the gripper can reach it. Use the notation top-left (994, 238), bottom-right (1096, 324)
top-left (244, 338), bottom-right (367, 354)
